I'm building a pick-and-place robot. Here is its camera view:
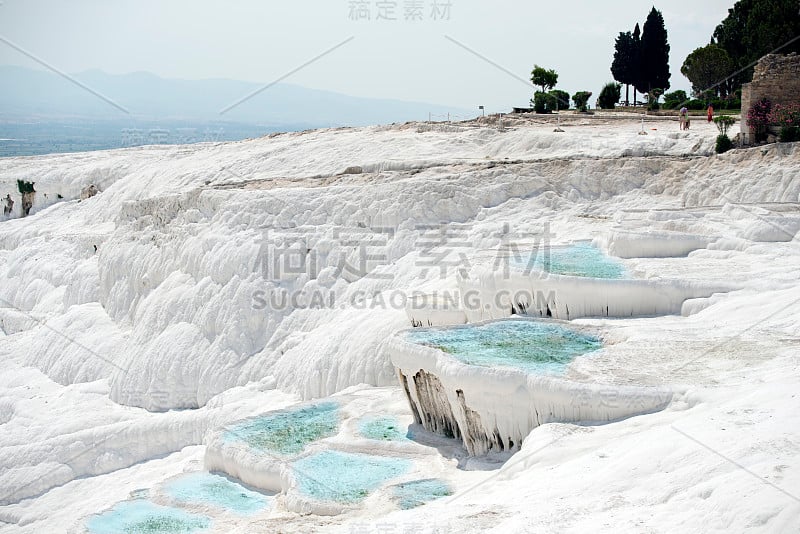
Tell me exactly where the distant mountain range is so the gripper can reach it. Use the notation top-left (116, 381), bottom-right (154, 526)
top-left (0, 65), bottom-right (471, 128)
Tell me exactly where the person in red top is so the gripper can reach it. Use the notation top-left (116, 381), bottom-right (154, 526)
top-left (707, 104), bottom-right (714, 123)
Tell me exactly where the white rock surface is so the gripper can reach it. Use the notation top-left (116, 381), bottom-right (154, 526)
top-left (0, 119), bottom-right (798, 532)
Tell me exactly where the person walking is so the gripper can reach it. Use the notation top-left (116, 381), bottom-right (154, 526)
top-left (707, 104), bottom-right (714, 124)
top-left (679, 106), bottom-right (688, 130)
top-left (3, 194), bottom-right (13, 216)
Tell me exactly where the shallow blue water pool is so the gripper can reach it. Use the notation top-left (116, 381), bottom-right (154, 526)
top-left (85, 500), bottom-right (210, 534)
top-left (358, 416), bottom-right (407, 441)
top-left (293, 451), bottom-right (411, 503)
top-left (406, 320), bottom-right (602, 374)
top-left (392, 479), bottom-right (452, 509)
top-left (164, 472), bottom-right (269, 516)
top-left (224, 402), bottom-right (339, 456)
top-left (514, 242), bottom-right (625, 279)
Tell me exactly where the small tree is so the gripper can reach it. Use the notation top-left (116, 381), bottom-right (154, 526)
top-left (647, 88), bottom-right (664, 111)
top-left (598, 82), bottom-right (622, 109)
top-left (681, 44), bottom-right (734, 98)
top-left (532, 91), bottom-right (557, 114)
top-left (531, 65), bottom-right (559, 93)
top-left (713, 115), bottom-right (736, 136)
top-left (714, 115), bottom-right (736, 153)
top-left (549, 89), bottom-right (570, 111)
top-left (16, 180), bottom-right (36, 217)
top-left (573, 91), bottom-right (592, 112)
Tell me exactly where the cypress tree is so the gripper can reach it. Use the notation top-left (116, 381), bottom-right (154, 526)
top-left (632, 23), bottom-right (643, 106)
top-left (611, 31), bottom-right (636, 106)
top-left (640, 7), bottom-right (671, 96)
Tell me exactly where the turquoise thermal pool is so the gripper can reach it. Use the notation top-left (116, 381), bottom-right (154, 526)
top-left (224, 402), bottom-right (339, 456)
top-left (164, 472), bottom-right (269, 516)
top-left (514, 242), bottom-right (626, 279)
top-left (392, 479), bottom-right (453, 509)
top-left (406, 319), bottom-right (602, 374)
top-left (358, 416), bottom-right (407, 441)
top-left (293, 451), bottom-right (411, 503)
top-left (85, 500), bottom-right (210, 534)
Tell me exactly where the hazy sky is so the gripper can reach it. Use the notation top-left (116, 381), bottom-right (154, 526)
top-left (0, 0), bottom-right (735, 112)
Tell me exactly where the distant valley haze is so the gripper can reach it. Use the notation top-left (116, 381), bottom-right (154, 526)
top-left (0, 65), bottom-right (472, 125)
top-left (0, 65), bottom-right (472, 156)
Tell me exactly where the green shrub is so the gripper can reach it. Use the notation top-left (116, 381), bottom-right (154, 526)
top-left (532, 91), bottom-right (557, 114)
top-left (663, 90), bottom-right (687, 110)
top-left (572, 91), bottom-right (593, 112)
top-left (686, 99), bottom-right (706, 110)
top-left (779, 125), bottom-right (800, 142)
top-left (746, 98), bottom-right (772, 142)
top-left (708, 97), bottom-right (741, 111)
top-left (769, 104), bottom-right (800, 140)
top-left (597, 82), bottom-right (621, 109)
top-left (549, 90), bottom-right (571, 111)
top-left (17, 180), bottom-right (35, 194)
top-left (713, 115), bottom-right (736, 136)
top-left (715, 134), bottom-right (733, 154)
top-left (723, 98), bottom-right (741, 110)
